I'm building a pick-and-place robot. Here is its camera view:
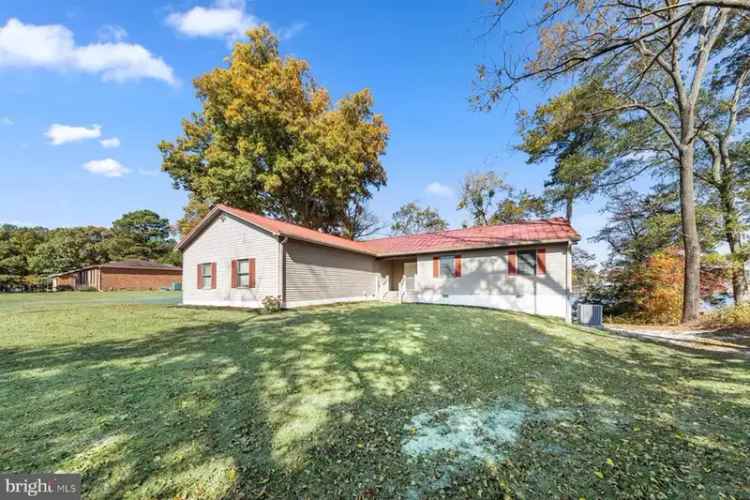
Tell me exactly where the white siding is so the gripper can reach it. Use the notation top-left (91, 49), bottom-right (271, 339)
top-left (182, 214), bottom-right (279, 308)
top-left (412, 244), bottom-right (570, 320)
top-left (284, 239), bottom-right (379, 307)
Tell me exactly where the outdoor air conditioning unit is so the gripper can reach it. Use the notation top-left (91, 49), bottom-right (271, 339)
top-left (578, 304), bottom-right (603, 327)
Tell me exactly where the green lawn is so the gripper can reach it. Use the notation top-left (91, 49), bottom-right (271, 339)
top-left (1, 294), bottom-right (748, 498)
top-left (0, 290), bottom-right (181, 310)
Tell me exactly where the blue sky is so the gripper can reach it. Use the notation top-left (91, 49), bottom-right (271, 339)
top-left (0, 0), bottom-right (608, 258)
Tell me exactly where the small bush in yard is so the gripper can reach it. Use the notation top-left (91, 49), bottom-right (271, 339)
top-left (631, 249), bottom-right (684, 324)
top-left (261, 295), bottom-right (282, 313)
top-left (702, 303), bottom-right (750, 328)
top-left (613, 247), bottom-right (729, 325)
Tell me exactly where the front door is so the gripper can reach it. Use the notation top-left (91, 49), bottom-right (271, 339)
top-left (390, 261), bottom-right (403, 291)
top-left (403, 261), bottom-right (417, 277)
top-left (388, 261), bottom-right (418, 291)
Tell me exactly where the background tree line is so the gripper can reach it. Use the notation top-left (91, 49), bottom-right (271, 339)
top-left (0, 209), bottom-right (178, 290)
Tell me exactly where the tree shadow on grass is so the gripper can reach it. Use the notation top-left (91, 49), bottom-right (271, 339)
top-left (1, 303), bottom-right (749, 498)
top-left (609, 329), bottom-right (750, 359)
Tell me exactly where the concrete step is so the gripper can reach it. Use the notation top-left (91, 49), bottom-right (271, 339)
top-left (381, 290), bottom-right (418, 303)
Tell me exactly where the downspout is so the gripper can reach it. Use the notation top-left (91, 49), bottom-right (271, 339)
top-left (565, 242), bottom-right (572, 323)
top-left (278, 236), bottom-right (288, 307)
top-left (533, 264), bottom-right (538, 315)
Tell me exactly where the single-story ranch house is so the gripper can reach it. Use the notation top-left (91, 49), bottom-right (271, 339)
top-left (179, 204), bottom-right (580, 320)
top-left (51, 260), bottom-right (182, 291)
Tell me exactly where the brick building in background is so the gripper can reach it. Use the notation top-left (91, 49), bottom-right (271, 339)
top-left (51, 260), bottom-right (182, 291)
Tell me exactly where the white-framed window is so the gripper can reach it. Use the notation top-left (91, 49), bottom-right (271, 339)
top-left (237, 259), bottom-right (251, 288)
top-left (201, 263), bottom-right (213, 289)
top-left (517, 250), bottom-right (537, 276)
top-left (440, 255), bottom-right (454, 277)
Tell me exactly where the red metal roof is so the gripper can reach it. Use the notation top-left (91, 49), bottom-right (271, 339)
top-left (216, 204), bottom-right (377, 255)
top-left (363, 218), bottom-right (580, 256)
top-left (50, 260), bottom-right (181, 277)
top-left (178, 204), bottom-right (580, 256)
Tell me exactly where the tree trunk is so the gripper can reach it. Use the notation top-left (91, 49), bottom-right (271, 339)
top-left (679, 146), bottom-right (702, 322)
top-left (719, 186), bottom-right (748, 304)
top-left (718, 117), bottom-right (747, 304)
top-left (565, 194), bottom-right (573, 221)
top-left (729, 245), bottom-right (748, 305)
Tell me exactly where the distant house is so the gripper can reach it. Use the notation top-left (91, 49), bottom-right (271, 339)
top-left (178, 204), bottom-right (580, 320)
top-left (51, 260), bottom-right (182, 291)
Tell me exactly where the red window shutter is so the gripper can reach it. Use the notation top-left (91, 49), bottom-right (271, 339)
top-left (249, 258), bottom-right (256, 288)
top-left (433, 256), bottom-right (439, 278)
top-left (507, 250), bottom-right (517, 276)
top-left (537, 248), bottom-right (546, 276)
top-left (454, 255), bottom-right (462, 277)
top-left (197, 264), bottom-right (203, 289)
top-left (211, 262), bottom-right (217, 289)
top-left (231, 260), bottom-right (238, 288)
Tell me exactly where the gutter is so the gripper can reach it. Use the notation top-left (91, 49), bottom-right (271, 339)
top-left (278, 236), bottom-right (288, 305)
top-left (373, 238), bottom-right (577, 259)
top-left (565, 243), bottom-right (571, 323)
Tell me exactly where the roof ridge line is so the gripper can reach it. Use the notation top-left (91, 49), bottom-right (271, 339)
top-left (218, 204), bottom-right (571, 243)
top-left (178, 204), bottom-right (579, 255)
top-left (363, 217), bottom-right (572, 242)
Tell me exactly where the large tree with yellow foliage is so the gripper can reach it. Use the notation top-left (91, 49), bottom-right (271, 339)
top-left (159, 26), bottom-right (389, 235)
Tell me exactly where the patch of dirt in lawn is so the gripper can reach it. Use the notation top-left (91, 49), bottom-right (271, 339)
top-left (401, 399), bottom-right (573, 498)
top-left (605, 323), bottom-right (750, 358)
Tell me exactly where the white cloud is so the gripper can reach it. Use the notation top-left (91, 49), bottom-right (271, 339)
top-left (166, 0), bottom-right (258, 42)
top-left (96, 24), bottom-right (127, 42)
top-left (425, 181), bottom-right (454, 197)
top-left (100, 137), bottom-right (120, 148)
top-left (46, 123), bottom-right (101, 145)
top-left (0, 116), bottom-right (12, 125)
top-left (277, 22), bottom-right (306, 41)
top-left (83, 158), bottom-right (130, 177)
top-left (166, 1), bottom-right (304, 45)
top-left (0, 18), bottom-right (176, 85)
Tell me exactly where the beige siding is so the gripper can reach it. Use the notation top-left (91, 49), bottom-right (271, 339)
top-left (413, 243), bottom-right (570, 319)
top-left (182, 214), bottom-right (279, 307)
top-left (284, 239), bottom-right (378, 306)
top-left (374, 259), bottom-right (391, 298)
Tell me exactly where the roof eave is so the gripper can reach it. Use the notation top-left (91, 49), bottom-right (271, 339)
top-left (176, 206), bottom-right (221, 251)
top-left (372, 237), bottom-right (579, 258)
top-left (176, 206), bottom-right (281, 251)
top-left (52, 264), bottom-right (100, 276)
top-left (178, 205), bottom-right (376, 256)
top-left (285, 234), bottom-right (377, 256)
top-left (177, 204), bottom-right (581, 258)
top-left (101, 265), bottom-right (182, 272)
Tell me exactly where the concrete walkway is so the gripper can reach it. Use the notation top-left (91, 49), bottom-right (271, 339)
top-left (605, 324), bottom-right (750, 359)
